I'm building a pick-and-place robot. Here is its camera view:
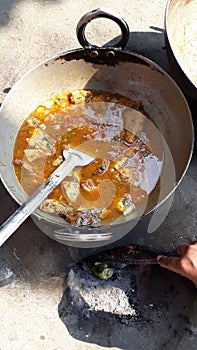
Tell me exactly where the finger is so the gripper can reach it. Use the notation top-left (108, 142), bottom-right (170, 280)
top-left (157, 255), bottom-right (182, 275)
top-left (176, 243), bottom-right (189, 256)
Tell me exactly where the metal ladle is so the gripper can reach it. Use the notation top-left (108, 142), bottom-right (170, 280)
top-left (0, 148), bottom-right (94, 247)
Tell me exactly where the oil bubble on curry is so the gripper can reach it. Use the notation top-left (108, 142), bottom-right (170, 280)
top-left (13, 90), bottom-right (163, 226)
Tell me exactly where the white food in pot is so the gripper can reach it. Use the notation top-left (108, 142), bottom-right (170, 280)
top-left (167, 1), bottom-right (197, 87)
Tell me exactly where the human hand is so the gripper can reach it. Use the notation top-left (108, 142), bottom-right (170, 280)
top-left (157, 242), bottom-right (197, 287)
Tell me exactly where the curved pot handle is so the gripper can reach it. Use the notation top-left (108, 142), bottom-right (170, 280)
top-left (77, 8), bottom-right (130, 49)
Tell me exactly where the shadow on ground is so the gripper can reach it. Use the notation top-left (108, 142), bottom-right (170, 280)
top-left (106, 27), bottom-right (169, 73)
top-left (58, 261), bottom-right (197, 350)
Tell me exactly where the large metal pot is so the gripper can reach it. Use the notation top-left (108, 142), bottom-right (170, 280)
top-left (165, 0), bottom-right (197, 100)
top-left (0, 9), bottom-right (194, 248)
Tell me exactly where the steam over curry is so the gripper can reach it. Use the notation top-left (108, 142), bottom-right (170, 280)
top-left (13, 90), bottom-right (163, 226)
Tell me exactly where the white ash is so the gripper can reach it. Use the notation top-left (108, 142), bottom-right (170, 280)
top-left (66, 263), bottom-right (139, 318)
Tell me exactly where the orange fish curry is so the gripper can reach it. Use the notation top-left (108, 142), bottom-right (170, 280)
top-left (13, 90), bottom-right (163, 226)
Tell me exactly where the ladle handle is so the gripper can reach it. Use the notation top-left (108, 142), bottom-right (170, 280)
top-left (77, 8), bottom-right (130, 49)
top-left (0, 158), bottom-right (77, 247)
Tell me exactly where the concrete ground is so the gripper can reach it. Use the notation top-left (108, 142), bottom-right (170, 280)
top-left (0, 0), bottom-right (196, 349)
